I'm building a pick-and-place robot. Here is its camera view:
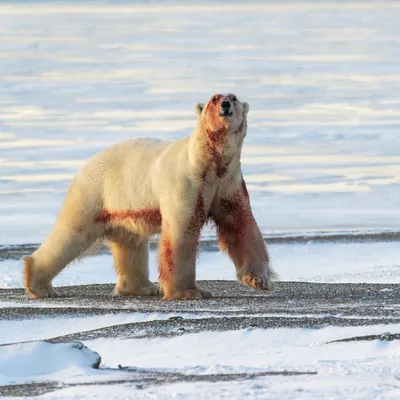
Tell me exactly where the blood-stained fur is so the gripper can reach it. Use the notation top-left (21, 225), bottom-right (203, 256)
top-left (23, 93), bottom-right (276, 300)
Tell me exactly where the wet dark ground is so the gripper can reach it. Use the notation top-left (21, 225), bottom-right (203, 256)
top-left (1, 281), bottom-right (399, 323)
top-left (0, 280), bottom-right (399, 397)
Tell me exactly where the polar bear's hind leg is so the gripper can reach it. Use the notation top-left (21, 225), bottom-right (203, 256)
top-left (24, 256), bottom-right (59, 298)
top-left (111, 238), bottom-right (159, 296)
top-left (24, 228), bottom-right (97, 298)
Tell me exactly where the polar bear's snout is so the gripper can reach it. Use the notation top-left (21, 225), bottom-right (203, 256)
top-left (216, 93), bottom-right (235, 118)
top-left (199, 93), bottom-right (249, 134)
top-left (221, 100), bottom-right (231, 109)
top-left (220, 98), bottom-right (233, 118)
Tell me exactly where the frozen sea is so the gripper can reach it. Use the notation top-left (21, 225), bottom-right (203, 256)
top-left (1, 1), bottom-right (400, 245)
top-left (0, 1), bottom-right (400, 399)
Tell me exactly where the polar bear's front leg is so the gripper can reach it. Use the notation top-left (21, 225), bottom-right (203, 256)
top-left (212, 180), bottom-right (276, 291)
top-left (158, 210), bottom-right (211, 301)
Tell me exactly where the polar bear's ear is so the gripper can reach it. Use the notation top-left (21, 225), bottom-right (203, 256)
top-left (195, 103), bottom-right (205, 117)
top-left (242, 102), bottom-right (250, 115)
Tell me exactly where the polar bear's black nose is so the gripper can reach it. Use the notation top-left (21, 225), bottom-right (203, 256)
top-left (221, 101), bottom-right (231, 110)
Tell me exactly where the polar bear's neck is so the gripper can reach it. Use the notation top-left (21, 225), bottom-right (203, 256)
top-left (188, 119), bottom-right (246, 181)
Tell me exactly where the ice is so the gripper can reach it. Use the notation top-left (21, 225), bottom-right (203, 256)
top-left (1, 1), bottom-right (400, 244)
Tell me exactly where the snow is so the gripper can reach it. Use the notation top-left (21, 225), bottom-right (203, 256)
top-left (2, 326), bottom-right (395, 399)
top-left (2, 325), bottom-right (400, 398)
top-left (0, 341), bottom-right (100, 386)
top-left (86, 325), bottom-right (400, 371)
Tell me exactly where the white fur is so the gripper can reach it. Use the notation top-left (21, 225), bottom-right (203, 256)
top-left (24, 94), bottom-right (275, 300)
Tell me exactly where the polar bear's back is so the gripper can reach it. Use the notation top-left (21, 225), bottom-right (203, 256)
top-left (62, 138), bottom-right (174, 216)
top-left (102, 137), bottom-right (170, 163)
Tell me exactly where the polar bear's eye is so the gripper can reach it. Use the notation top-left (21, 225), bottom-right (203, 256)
top-left (212, 97), bottom-right (218, 104)
top-left (232, 95), bottom-right (237, 102)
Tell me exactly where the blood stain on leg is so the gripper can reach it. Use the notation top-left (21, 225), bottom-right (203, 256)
top-left (158, 235), bottom-right (174, 282)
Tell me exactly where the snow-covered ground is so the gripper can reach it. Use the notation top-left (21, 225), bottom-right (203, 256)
top-left (1, 325), bottom-right (400, 399)
top-left (1, 1), bottom-right (400, 398)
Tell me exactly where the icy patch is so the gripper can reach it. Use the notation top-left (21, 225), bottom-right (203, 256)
top-left (0, 341), bottom-right (100, 386)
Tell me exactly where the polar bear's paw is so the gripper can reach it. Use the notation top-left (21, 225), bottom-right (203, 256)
top-left (26, 284), bottom-right (60, 299)
top-left (240, 273), bottom-right (273, 291)
top-left (163, 288), bottom-right (212, 301)
top-left (24, 256), bottom-right (59, 298)
top-left (115, 282), bottom-right (161, 297)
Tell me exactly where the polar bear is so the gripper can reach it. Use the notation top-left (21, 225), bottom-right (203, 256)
top-left (24, 93), bottom-right (276, 300)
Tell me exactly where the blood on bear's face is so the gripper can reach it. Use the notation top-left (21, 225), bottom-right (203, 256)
top-left (202, 93), bottom-right (248, 134)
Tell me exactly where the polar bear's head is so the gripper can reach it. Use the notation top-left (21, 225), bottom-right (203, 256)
top-left (195, 93), bottom-right (249, 134)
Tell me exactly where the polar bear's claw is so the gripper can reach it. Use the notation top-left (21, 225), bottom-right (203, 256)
top-left (240, 273), bottom-right (273, 291)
